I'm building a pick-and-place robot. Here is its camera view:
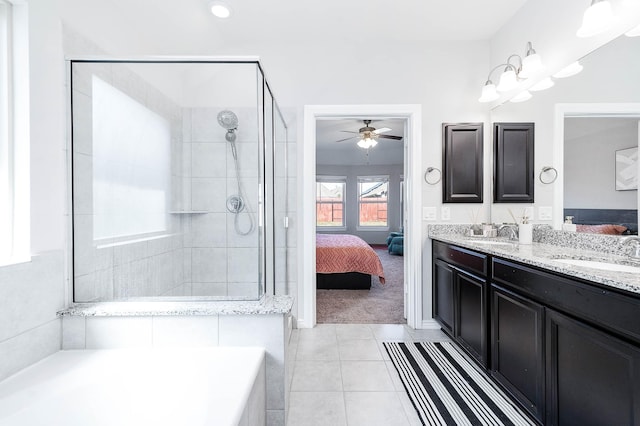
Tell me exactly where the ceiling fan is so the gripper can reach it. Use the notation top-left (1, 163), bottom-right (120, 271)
top-left (335, 120), bottom-right (403, 149)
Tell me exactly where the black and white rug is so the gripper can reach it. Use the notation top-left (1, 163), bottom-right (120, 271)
top-left (384, 341), bottom-right (535, 426)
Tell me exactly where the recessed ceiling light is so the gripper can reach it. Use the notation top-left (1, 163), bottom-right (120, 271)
top-left (209, 1), bottom-right (232, 18)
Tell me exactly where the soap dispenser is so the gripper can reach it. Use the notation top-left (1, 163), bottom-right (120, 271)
top-left (563, 216), bottom-right (577, 232)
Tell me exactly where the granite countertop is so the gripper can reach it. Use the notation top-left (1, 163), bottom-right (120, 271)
top-left (430, 233), bottom-right (640, 296)
top-left (58, 295), bottom-right (294, 317)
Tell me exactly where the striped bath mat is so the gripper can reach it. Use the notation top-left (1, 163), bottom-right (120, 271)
top-left (384, 342), bottom-right (535, 426)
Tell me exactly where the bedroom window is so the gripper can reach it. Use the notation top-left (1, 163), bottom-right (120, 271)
top-left (358, 176), bottom-right (389, 229)
top-left (316, 177), bottom-right (346, 228)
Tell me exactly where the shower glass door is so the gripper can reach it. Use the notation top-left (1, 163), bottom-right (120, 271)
top-left (70, 60), bottom-right (270, 302)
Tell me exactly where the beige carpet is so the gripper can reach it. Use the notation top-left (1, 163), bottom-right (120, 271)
top-left (316, 246), bottom-right (405, 324)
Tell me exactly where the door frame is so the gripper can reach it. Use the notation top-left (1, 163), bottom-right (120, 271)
top-left (298, 104), bottom-right (422, 328)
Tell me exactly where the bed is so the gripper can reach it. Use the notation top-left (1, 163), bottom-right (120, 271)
top-left (316, 233), bottom-right (385, 290)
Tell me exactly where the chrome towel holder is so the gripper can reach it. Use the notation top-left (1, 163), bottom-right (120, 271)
top-left (539, 166), bottom-right (558, 184)
top-left (424, 167), bottom-right (442, 185)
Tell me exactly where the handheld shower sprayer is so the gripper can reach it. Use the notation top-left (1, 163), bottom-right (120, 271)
top-left (216, 109), bottom-right (254, 236)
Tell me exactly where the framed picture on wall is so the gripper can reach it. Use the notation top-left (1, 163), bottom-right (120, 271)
top-left (615, 147), bottom-right (638, 191)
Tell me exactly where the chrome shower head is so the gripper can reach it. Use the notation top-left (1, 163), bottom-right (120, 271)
top-left (217, 110), bottom-right (238, 131)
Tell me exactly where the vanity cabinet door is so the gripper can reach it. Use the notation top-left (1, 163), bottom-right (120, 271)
top-left (546, 309), bottom-right (640, 426)
top-left (493, 122), bottom-right (534, 203)
top-left (491, 284), bottom-right (544, 423)
top-left (455, 269), bottom-right (488, 367)
top-left (433, 258), bottom-right (455, 335)
top-left (442, 123), bottom-right (483, 203)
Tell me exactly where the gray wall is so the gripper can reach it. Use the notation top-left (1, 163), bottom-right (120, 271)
top-left (316, 164), bottom-right (403, 245)
top-left (565, 117), bottom-right (639, 210)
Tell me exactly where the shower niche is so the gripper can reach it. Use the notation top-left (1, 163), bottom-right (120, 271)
top-left (70, 60), bottom-right (289, 302)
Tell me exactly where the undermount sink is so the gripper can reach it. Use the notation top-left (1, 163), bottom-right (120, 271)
top-left (553, 258), bottom-right (640, 273)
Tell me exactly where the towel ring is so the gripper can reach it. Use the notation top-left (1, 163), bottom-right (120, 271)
top-left (539, 166), bottom-right (558, 184)
top-left (424, 167), bottom-right (442, 185)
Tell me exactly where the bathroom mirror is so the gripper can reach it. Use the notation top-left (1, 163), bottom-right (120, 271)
top-left (490, 34), bottom-right (640, 235)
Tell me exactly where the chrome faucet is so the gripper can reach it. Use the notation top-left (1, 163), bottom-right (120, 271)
top-left (622, 236), bottom-right (640, 258)
top-left (498, 224), bottom-right (519, 241)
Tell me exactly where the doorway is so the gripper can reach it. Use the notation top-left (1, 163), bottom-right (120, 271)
top-left (298, 105), bottom-right (422, 329)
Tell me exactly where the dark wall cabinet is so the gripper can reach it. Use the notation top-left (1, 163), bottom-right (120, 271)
top-left (493, 122), bottom-right (534, 203)
top-left (432, 241), bottom-right (488, 367)
top-left (433, 241), bottom-right (640, 425)
top-left (442, 123), bottom-right (483, 203)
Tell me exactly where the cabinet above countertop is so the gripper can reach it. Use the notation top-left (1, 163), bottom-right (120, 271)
top-left (430, 233), bottom-right (640, 296)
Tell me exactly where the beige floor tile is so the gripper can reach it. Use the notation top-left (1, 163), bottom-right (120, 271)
top-left (291, 360), bottom-right (343, 392)
top-left (335, 324), bottom-right (375, 341)
top-left (287, 391), bottom-right (347, 426)
top-left (341, 361), bottom-right (395, 391)
top-left (344, 392), bottom-right (411, 426)
top-left (296, 338), bottom-right (340, 361)
top-left (338, 339), bottom-right (382, 360)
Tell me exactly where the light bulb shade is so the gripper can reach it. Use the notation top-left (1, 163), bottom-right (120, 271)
top-left (519, 53), bottom-right (543, 79)
top-left (357, 137), bottom-right (377, 149)
top-left (553, 61), bottom-right (583, 78)
top-left (210, 1), bottom-right (232, 18)
top-left (496, 69), bottom-right (518, 92)
top-left (577, 0), bottom-right (614, 38)
top-left (478, 82), bottom-right (500, 103)
top-left (529, 77), bottom-right (554, 92)
top-left (626, 23), bottom-right (640, 37)
top-left (510, 90), bottom-right (532, 103)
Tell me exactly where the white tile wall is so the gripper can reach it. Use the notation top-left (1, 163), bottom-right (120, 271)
top-left (85, 316), bottom-right (153, 349)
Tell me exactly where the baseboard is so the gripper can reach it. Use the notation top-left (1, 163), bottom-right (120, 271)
top-left (420, 319), bottom-right (442, 330)
top-left (295, 318), bottom-right (313, 329)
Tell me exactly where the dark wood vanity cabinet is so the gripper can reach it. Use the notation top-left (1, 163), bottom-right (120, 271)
top-left (546, 309), bottom-right (640, 426)
top-left (442, 123), bottom-right (483, 203)
top-left (490, 284), bottom-right (545, 423)
top-left (493, 122), bottom-right (534, 203)
top-left (432, 241), bottom-right (488, 367)
top-left (433, 241), bottom-right (640, 425)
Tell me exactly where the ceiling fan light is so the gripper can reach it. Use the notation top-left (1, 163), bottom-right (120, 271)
top-left (529, 77), bottom-right (554, 92)
top-left (577, 0), bottom-right (614, 38)
top-left (510, 90), bottom-right (532, 103)
top-left (553, 61), bottom-right (583, 78)
top-left (478, 82), bottom-right (500, 103)
top-left (357, 137), bottom-right (377, 149)
top-left (496, 68), bottom-right (518, 92)
top-left (209, 1), bottom-right (232, 18)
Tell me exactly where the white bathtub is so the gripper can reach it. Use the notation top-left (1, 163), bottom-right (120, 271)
top-left (0, 347), bottom-right (265, 426)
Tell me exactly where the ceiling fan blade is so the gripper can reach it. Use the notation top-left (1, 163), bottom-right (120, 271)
top-left (373, 127), bottom-right (392, 134)
top-left (335, 135), bottom-right (358, 143)
top-left (340, 130), bottom-right (360, 134)
top-left (377, 134), bottom-right (403, 140)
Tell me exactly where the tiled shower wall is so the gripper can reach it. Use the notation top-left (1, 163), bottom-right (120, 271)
top-left (181, 107), bottom-right (261, 299)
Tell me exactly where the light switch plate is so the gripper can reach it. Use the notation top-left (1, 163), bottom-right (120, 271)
top-left (538, 206), bottom-right (552, 221)
top-left (423, 206), bottom-right (436, 221)
top-left (441, 206), bottom-right (451, 221)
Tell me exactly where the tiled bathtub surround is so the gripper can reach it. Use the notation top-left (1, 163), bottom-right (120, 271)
top-left (58, 296), bottom-right (293, 426)
top-left (428, 224), bottom-right (640, 295)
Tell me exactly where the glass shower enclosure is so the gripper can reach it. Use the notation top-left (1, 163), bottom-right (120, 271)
top-left (70, 60), bottom-right (288, 302)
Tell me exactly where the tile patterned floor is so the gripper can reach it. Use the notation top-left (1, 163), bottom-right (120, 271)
top-left (286, 324), bottom-right (451, 426)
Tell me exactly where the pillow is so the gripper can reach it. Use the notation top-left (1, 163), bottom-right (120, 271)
top-left (576, 224), bottom-right (627, 235)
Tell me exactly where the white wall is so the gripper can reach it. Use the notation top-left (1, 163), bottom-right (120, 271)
top-left (316, 164), bottom-right (404, 244)
top-left (0, 0), bottom-right (66, 381)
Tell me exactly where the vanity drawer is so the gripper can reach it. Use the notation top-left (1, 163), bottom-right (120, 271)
top-left (433, 240), bottom-right (488, 276)
top-left (492, 258), bottom-right (640, 345)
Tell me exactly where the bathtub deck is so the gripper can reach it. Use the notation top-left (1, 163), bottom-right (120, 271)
top-left (0, 347), bottom-right (265, 426)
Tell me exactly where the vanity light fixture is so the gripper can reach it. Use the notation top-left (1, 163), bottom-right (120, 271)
top-left (209, 0), bottom-right (232, 18)
top-left (529, 77), bottom-right (555, 92)
top-left (510, 90), bottom-right (532, 103)
top-left (553, 61), bottom-right (584, 78)
top-left (478, 42), bottom-right (544, 102)
top-left (577, 0), bottom-right (615, 38)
